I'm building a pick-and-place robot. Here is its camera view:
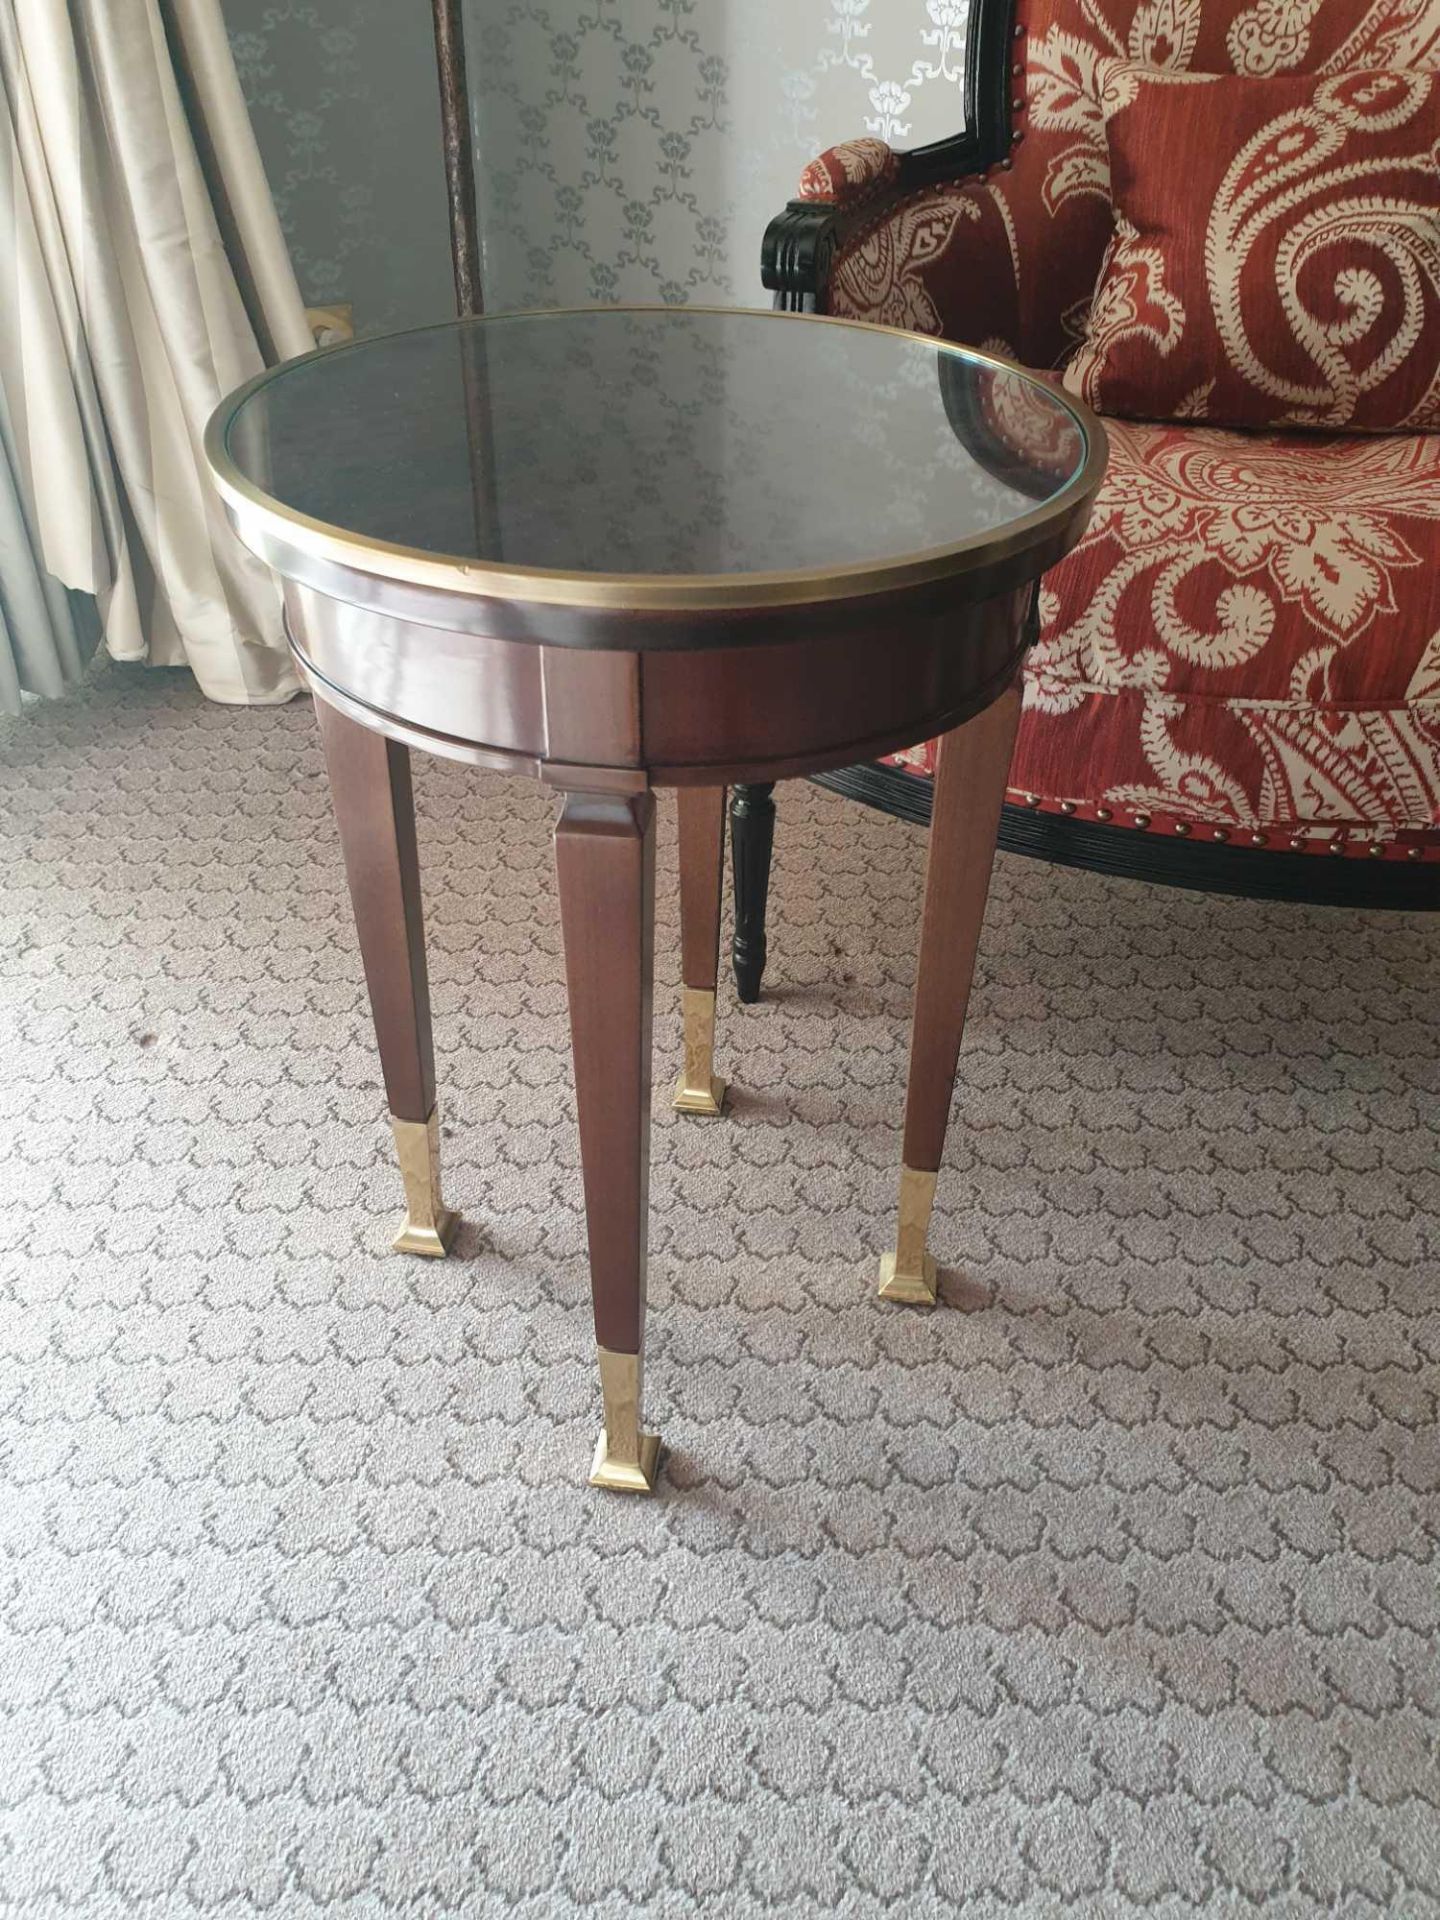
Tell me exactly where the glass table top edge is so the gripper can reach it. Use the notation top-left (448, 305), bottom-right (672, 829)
top-left (205, 305), bottom-right (1108, 616)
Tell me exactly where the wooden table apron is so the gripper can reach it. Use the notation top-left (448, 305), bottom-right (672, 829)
top-left (277, 545), bottom-right (1043, 790)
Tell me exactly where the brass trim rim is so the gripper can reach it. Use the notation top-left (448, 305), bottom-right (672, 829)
top-left (205, 305), bottom-right (1108, 615)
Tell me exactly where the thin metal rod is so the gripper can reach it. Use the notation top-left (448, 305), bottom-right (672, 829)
top-left (430, 0), bottom-right (484, 318)
top-left (429, 0), bottom-right (498, 555)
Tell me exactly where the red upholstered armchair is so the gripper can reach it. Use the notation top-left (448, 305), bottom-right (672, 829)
top-left (728, 0), bottom-right (1440, 1001)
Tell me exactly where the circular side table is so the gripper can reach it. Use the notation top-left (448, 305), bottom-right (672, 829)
top-left (206, 307), bottom-right (1106, 1493)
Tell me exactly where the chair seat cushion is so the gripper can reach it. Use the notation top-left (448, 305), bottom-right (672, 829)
top-left (888, 419), bottom-right (1440, 851)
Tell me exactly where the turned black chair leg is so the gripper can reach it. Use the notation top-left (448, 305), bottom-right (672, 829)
top-left (730, 782), bottom-right (776, 1004)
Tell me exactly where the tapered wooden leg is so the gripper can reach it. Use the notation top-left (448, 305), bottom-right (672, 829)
top-left (673, 786), bottom-right (727, 1116)
top-left (879, 681), bottom-right (1024, 1305)
top-left (730, 782), bottom-right (775, 1003)
top-left (555, 787), bottom-right (662, 1492)
top-left (315, 697), bottom-right (458, 1257)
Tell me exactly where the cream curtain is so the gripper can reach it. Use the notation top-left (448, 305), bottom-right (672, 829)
top-left (0, 0), bottom-right (313, 712)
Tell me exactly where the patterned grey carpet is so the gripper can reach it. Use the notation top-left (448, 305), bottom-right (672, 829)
top-left (1, 664), bottom-right (1437, 1917)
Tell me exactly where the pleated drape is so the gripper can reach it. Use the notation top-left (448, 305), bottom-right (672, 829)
top-left (0, 0), bottom-right (312, 711)
top-left (0, 373), bottom-right (97, 711)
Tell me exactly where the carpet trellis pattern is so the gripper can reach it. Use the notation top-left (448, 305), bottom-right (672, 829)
top-left (1, 668), bottom-right (1437, 1917)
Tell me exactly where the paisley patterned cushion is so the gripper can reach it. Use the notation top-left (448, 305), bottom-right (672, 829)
top-left (1066, 65), bottom-right (1440, 431)
top-left (826, 0), bottom-right (1440, 372)
top-left (886, 419), bottom-right (1440, 854)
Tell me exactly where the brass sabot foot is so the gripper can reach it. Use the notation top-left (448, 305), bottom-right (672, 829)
top-left (672, 1072), bottom-right (727, 1117)
top-left (589, 1347), bottom-right (663, 1493)
top-left (877, 1248), bottom-right (939, 1306)
top-left (390, 1109), bottom-right (459, 1258)
top-left (672, 987), bottom-right (727, 1117)
top-left (589, 1429), bottom-right (663, 1494)
top-left (394, 1210), bottom-right (458, 1259)
top-left (877, 1165), bottom-right (939, 1306)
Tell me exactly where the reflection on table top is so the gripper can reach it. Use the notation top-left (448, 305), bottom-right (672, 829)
top-left (208, 307), bottom-right (1098, 611)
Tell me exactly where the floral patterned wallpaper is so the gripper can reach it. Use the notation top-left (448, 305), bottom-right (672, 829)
top-left (469, 0), bottom-right (973, 309)
top-left (224, 0), bottom-right (454, 333)
top-left (226, 0), bottom-right (971, 327)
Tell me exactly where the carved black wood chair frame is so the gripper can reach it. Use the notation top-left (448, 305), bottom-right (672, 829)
top-left (726, 0), bottom-right (1439, 1001)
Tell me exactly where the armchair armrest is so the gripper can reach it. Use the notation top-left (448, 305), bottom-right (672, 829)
top-left (762, 0), bottom-right (1024, 320)
top-left (762, 131), bottom-right (1013, 319)
top-left (798, 139), bottom-right (902, 210)
top-left (760, 140), bottom-right (906, 314)
top-left (764, 156), bottom-right (1022, 357)
top-left (761, 199), bottom-right (847, 314)
top-left (761, 142), bottom-right (922, 315)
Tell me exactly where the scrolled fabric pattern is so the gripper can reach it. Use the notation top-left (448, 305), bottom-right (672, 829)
top-left (1066, 62), bottom-right (1440, 430)
top-left (820, 1), bottom-right (1440, 373)
top-left (885, 419), bottom-right (1440, 850)
top-left (797, 138), bottom-right (901, 208)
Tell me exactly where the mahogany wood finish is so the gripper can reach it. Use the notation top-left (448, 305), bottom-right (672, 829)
top-left (677, 788), bottom-right (726, 995)
top-left (639, 591), bottom-right (1027, 784)
top-left (555, 791), bottom-right (656, 1360)
top-left (284, 578), bottom-right (1039, 791)
top-left (314, 700), bottom-right (436, 1126)
top-left (900, 683), bottom-right (1024, 1176)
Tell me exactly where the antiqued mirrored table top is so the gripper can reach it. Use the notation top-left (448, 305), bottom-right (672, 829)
top-left (209, 307), bottom-right (1098, 613)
